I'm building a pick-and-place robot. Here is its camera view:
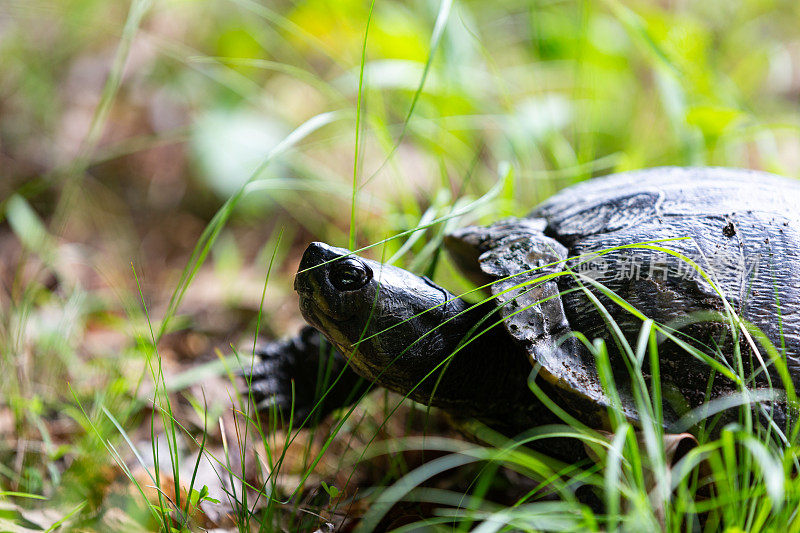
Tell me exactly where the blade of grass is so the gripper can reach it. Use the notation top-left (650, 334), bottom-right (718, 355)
top-left (349, 0), bottom-right (377, 250)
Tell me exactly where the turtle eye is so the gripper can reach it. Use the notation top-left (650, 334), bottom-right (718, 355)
top-left (330, 258), bottom-right (372, 291)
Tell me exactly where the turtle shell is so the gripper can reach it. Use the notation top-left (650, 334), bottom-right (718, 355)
top-left (449, 167), bottom-right (800, 426)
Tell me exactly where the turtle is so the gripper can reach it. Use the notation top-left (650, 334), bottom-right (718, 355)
top-left (244, 167), bottom-right (800, 442)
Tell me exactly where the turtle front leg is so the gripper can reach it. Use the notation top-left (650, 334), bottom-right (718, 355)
top-left (242, 326), bottom-right (368, 427)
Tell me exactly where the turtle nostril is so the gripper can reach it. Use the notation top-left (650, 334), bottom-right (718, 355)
top-left (298, 242), bottom-right (332, 271)
top-left (296, 243), bottom-right (334, 295)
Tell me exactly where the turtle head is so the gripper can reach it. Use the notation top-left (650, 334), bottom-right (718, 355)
top-left (294, 242), bottom-right (472, 392)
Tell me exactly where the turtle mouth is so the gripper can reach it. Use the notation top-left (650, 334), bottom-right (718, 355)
top-left (298, 292), bottom-right (324, 330)
top-left (295, 271), bottom-right (348, 333)
top-left (295, 268), bottom-right (328, 327)
top-left (297, 289), bottom-right (361, 362)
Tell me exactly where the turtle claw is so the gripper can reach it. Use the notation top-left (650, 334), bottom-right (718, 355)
top-left (241, 326), bottom-right (369, 428)
top-left (256, 395), bottom-right (278, 411)
top-left (255, 393), bottom-right (293, 414)
top-left (244, 338), bottom-right (313, 425)
top-left (255, 395), bottom-right (291, 417)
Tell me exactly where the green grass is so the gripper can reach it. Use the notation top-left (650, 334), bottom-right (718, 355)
top-left (2, 0), bottom-right (800, 530)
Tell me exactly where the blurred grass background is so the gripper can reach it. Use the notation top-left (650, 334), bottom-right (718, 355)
top-left (2, 0), bottom-right (800, 530)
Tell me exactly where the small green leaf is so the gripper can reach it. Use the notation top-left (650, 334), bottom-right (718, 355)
top-left (5, 195), bottom-right (56, 263)
top-left (189, 486), bottom-right (219, 506)
top-left (320, 481), bottom-right (339, 499)
top-left (685, 105), bottom-right (743, 138)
